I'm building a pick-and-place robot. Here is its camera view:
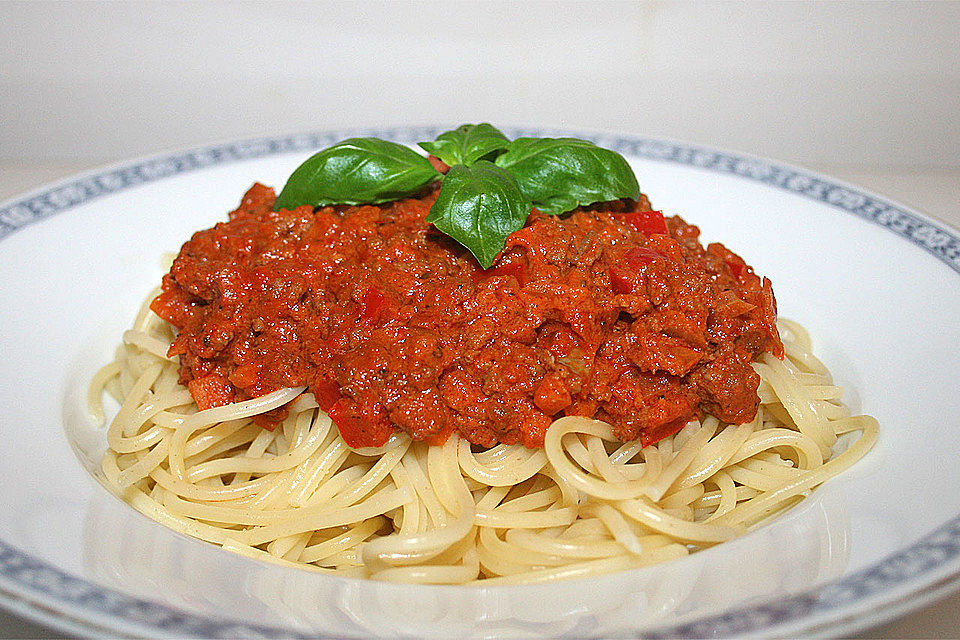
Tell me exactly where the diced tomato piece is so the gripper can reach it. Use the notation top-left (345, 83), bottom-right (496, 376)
top-left (313, 376), bottom-right (342, 411)
top-left (327, 399), bottom-right (393, 448)
top-left (228, 363), bottom-right (261, 391)
top-left (622, 210), bottom-right (668, 235)
top-left (361, 287), bottom-right (390, 322)
top-left (187, 374), bottom-right (235, 411)
top-left (533, 374), bottom-right (573, 415)
top-left (611, 247), bottom-right (668, 294)
top-left (472, 260), bottom-right (527, 286)
top-left (624, 247), bottom-right (667, 268)
top-left (640, 415), bottom-right (690, 447)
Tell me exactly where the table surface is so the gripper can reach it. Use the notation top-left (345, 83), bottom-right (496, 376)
top-left (1, 160), bottom-right (958, 639)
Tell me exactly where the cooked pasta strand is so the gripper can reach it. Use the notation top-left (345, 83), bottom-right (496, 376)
top-left (94, 301), bottom-right (876, 583)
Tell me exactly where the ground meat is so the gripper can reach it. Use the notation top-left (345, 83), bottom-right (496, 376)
top-left (151, 182), bottom-right (783, 448)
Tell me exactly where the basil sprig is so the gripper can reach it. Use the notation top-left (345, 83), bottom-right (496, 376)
top-left (274, 124), bottom-right (640, 268)
top-left (426, 162), bottom-right (528, 268)
top-left (494, 137), bottom-right (640, 215)
top-left (417, 123), bottom-right (510, 167)
top-left (274, 138), bottom-right (440, 210)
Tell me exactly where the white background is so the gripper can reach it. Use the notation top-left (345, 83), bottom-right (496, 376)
top-left (2, 0), bottom-right (959, 169)
top-left (1, 1), bottom-right (959, 637)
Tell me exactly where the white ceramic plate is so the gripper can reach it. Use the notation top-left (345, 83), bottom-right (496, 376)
top-left (1, 127), bottom-right (959, 639)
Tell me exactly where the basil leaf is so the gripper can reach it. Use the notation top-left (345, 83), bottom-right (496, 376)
top-left (495, 137), bottom-right (640, 215)
top-left (418, 123), bottom-right (510, 167)
top-left (426, 161), bottom-right (529, 268)
top-left (274, 138), bottom-right (440, 210)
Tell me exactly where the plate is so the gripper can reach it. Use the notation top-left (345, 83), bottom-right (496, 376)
top-left (1, 127), bottom-right (959, 638)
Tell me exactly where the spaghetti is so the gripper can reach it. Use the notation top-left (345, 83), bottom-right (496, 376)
top-left (92, 292), bottom-right (877, 584)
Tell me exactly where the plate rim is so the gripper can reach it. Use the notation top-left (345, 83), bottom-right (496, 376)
top-left (1, 125), bottom-right (959, 638)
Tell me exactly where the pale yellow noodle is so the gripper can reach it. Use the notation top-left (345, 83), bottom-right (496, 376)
top-left (93, 295), bottom-right (877, 583)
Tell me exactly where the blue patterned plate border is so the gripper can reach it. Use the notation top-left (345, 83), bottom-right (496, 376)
top-left (1, 127), bottom-right (959, 638)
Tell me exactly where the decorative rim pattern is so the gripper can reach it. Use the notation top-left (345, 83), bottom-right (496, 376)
top-left (1, 127), bottom-right (959, 638)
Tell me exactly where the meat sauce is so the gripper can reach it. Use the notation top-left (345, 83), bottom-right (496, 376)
top-left (151, 183), bottom-right (783, 449)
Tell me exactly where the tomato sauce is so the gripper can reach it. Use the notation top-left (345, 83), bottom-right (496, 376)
top-left (151, 183), bottom-right (783, 448)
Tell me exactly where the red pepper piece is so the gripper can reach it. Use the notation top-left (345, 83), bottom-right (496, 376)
top-left (610, 247), bottom-right (669, 294)
top-left (623, 210), bottom-right (668, 235)
top-left (327, 400), bottom-right (392, 448)
top-left (610, 265), bottom-right (635, 294)
top-left (472, 260), bottom-right (527, 286)
top-left (313, 377), bottom-right (342, 411)
top-left (361, 287), bottom-right (390, 322)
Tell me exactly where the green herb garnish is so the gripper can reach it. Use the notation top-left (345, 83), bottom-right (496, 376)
top-left (274, 138), bottom-right (440, 210)
top-left (275, 124), bottom-right (640, 267)
top-left (426, 161), bottom-right (528, 269)
top-left (417, 123), bottom-right (510, 167)
top-left (494, 137), bottom-right (640, 216)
